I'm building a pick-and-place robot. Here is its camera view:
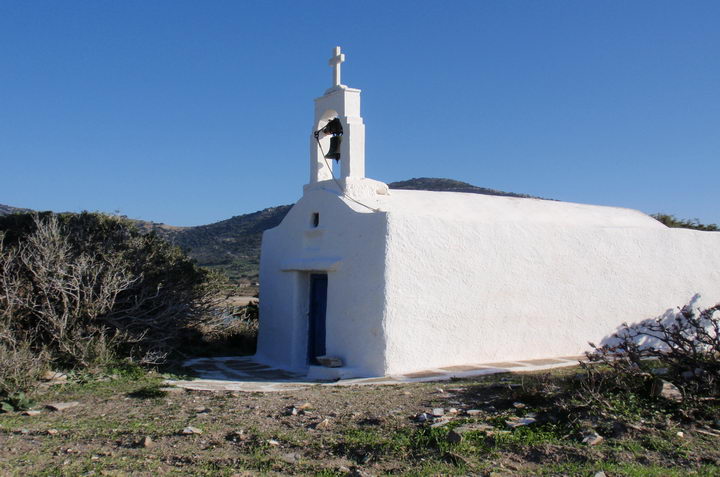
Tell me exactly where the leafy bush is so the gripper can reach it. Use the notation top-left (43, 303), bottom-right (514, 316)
top-left (0, 212), bottom-right (226, 375)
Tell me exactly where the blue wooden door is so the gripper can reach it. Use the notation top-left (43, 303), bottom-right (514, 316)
top-left (308, 273), bottom-right (328, 364)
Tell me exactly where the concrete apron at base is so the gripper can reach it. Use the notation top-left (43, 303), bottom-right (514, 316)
top-left (166, 355), bottom-right (588, 393)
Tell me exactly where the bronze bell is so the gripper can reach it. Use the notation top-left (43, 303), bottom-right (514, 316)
top-left (325, 135), bottom-right (342, 161)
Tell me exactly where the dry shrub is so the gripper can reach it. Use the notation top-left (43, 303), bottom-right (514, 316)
top-left (0, 339), bottom-right (49, 397)
top-left (0, 212), bottom-right (226, 375)
top-left (1, 216), bottom-right (135, 368)
top-left (581, 300), bottom-right (720, 408)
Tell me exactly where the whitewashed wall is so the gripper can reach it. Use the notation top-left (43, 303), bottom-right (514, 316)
top-left (381, 190), bottom-right (720, 375)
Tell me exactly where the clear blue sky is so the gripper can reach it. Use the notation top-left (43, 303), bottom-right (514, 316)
top-left (1, 1), bottom-right (718, 226)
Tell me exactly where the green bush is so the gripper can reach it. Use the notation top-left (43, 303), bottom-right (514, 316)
top-left (652, 213), bottom-right (719, 231)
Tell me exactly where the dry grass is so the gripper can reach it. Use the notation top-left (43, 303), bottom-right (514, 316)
top-left (1, 366), bottom-right (719, 476)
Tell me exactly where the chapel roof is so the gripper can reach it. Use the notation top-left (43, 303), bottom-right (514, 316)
top-left (382, 189), bottom-right (664, 228)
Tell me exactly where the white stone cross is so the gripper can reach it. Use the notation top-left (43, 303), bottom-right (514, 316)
top-left (329, 46), bottom-right (345, 87)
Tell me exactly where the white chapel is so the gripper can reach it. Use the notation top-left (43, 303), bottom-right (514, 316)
top-left (255, 47), bottom-right (720, 379)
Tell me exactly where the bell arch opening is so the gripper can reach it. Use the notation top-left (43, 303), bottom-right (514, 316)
top-left (312, 109), bottom-right (340, 182)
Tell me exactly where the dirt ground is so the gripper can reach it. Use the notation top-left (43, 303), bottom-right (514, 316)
top-left (1, 367), bottom-right (719, 476)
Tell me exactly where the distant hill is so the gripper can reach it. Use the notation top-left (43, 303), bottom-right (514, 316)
top-left (0, 204), bottom-right (31, 216)
top-left (0, 178), bottom-right (537, 282)
top-left (388, 177), bottom-right (535, 198)
top-left (163, 205), bottom-right (293, 283)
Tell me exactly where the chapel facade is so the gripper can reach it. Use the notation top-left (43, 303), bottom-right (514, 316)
top-left (255, 48), bottom-right (720, 379)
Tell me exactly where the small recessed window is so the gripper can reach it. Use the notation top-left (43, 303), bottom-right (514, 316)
top-left (311, 212), bottom-right (320, 228)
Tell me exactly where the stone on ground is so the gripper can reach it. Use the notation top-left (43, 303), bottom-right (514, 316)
top-left (181, 426), bottom-right (203, 435)
top-left (46, 401), bottom-right (79, 411)
top-left (651, 378), bottom-right (683, 402)
top-left (582, 431), bottom-right (604, 446)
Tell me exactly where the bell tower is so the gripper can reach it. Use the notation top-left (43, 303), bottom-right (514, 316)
top-left (309, 47), bottom-right (366, 185)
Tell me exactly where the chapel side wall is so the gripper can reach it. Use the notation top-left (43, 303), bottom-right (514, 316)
top-left (382, 214), bottom-right (720, 375)
top-left (255, 190), bottom-right (389, 376)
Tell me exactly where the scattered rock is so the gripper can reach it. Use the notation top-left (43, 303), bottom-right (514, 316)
top-left (447, 408), bottom-right (458, 414)
top-left (512, 402), bottom-right (526, 409)
top-left (447, 423), bottom-right (495, 443)
top-left (651, 378), bottom-right (683, 402)
top-left (287, 403), bottom-right (312, 416)
top-left (416, 412), bottom-right (431, 422)
top-left (181, 426), bottom-right (203, 435)
top-left (314, 418), bottom-right (332, 430)
top-left (42, 371), bottom-right (68, 382)
top-left (46, 402), bottom-right (79, 412)
top-left (677, 431), bottom-right (685, 438)
top-left (582, 431), bottom-right (604, 446)
top-left (651, 367), bottom-right (669, 376)
top-left (448, 423), bottom-right (496, 442)
top-left (505, 417), bottom-right (536, 429)
top-left (226, 430), bottom-right (246, 442)
top-left (22, 410), bottom-right (42, 416)
top-left (432, 408), bottom-right (445, 416)
top-left (193, 406), bottom-right (209, 413)
top-left (594, 472), bottom-right (607, 477)
top-left (279, 452), bottom-right (300, 464)
top-left (142, 436), bottom-right (154, 448)
top-left (316, 355), bottom-right (343, 368)
top-left (345, 466), bottom-right (373, 477)
top-left (466, 409), bottom-right (482, 416)
top-left (430, 417), bottom-right (452, 428)
top-left (47, 429), bottom-right (59, 435)
top-left (267, 439), bottom-right (281, 446)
